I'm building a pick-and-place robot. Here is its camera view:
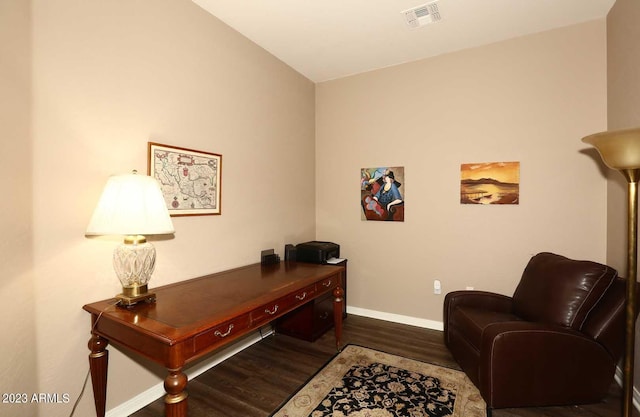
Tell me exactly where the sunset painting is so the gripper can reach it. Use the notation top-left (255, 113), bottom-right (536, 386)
top-left (460, 162), bottom-right (520, 205)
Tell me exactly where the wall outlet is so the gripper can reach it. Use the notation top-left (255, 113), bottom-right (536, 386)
top-left (434, 279), bottom-right (441, 295)
top-left (465, 286), bottom-right (474, 290)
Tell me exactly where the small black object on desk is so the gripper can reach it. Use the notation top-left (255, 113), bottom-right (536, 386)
top-left (296, 241), bottom-right (340, 264)
top-left (261, 249), bottom-right (280, 265)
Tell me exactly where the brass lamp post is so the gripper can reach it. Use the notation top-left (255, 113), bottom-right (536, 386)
top-left (582, 127), bottom-right (640, 417)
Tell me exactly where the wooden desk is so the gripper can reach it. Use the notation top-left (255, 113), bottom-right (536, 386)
top-left (276, 259), bottom-right (347, 341)
top-left (83, 262), bottom-right (345, 417)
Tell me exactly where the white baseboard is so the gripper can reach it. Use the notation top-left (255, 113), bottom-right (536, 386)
top-left (347, 306), bottom-right (444, 331)
top-left (107, 306), bottom-right (636, 415)
top-left (105, 307), bottom-right (441, 416)
top-left (349, 306), bottom-right (640, 412)
top-left (614, 366), bottom-right (640, 412)
top-left (105, 328), bottom-right (274, 417)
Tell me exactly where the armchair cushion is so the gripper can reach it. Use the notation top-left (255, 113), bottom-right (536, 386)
top-left (512, 252), bottom-right (617, 330)
top-left (479, 321), bottom-right (615, 408)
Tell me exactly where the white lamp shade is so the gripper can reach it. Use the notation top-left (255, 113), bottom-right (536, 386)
top-left (86, 172), bottom-right (175, 236)
top-left (582, 127), bottom-right (640, 170)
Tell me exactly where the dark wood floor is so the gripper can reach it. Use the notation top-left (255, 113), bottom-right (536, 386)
top-left (131, 315), bottom-right (632, 417)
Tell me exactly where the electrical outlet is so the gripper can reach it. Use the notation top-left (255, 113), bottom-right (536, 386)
top-left (466, 286), bottom-right (474, 290)
top-left (434, 280), bottom-right (441, 295)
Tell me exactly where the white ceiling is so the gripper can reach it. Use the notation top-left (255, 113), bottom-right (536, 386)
top-left (192, 0), bottom-right (615, 83)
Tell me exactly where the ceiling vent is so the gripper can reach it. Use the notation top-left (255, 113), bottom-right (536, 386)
top-left (401, 2), bottom-right (441, 28)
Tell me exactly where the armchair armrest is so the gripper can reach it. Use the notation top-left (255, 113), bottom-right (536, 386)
top-left (445, 290), bottom-right (513, 311)
top-left (479, 321), bottom-right (615, 408)
top-left (444, 291), bottom-right (513, 327)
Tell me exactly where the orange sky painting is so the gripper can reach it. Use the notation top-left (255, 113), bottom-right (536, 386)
top-left (460, 161), bottom-right (520, 184)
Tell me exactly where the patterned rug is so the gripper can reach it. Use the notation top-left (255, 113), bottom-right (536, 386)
top-left (271, 345), bottom-right (486, 417)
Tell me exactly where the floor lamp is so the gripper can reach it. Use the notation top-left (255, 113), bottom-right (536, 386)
top-left (583, 127), bottom-right (640, 417)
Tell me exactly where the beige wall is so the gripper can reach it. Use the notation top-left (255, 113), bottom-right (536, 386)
top-left (2, 1), bottom-right (617, 416)
top-left (316, 20), bottom-right (608, 323)
top-left (0, 1), bottom-right (37, 417)
top-left (606, 0), bottom-right (640, 271)
top-left (10, 0), bottom-right (316, 416)
top-left (606, 0), bottom-right (640, 399)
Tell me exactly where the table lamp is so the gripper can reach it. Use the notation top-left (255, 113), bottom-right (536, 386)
top-left (582, 127), bottom-right (640, 417)
top-left (86, 170), bottom-right (175, 306)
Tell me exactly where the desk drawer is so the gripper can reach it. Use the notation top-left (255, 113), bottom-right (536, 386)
top-left (313, 293), bottom-right (334, 336)
top-left (276, 266), bottom-right (346, 342)
top-left (193, 315), bottom-right (251, 353)
top-left (250, 284), bottom-right (317, 326)
top-left (276, 292), bottom-right (335, 342)
top-left (317, 275), bottom-right (338, 294)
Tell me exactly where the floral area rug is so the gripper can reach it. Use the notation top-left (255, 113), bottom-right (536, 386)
top-left (271, 345), bottom-right (486, 417)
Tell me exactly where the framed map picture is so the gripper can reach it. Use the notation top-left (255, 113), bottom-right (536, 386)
top-left (148, 142), bottom-right (222, 216)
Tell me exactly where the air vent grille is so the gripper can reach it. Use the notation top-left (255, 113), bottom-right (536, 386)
top-left (402, 2), bottom-right (441, 28)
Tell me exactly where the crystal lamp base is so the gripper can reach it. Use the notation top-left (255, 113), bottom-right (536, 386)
top-left (113, 235), bottom-right (157, 306)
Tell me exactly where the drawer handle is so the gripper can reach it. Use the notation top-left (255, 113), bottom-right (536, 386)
top-left (265, 305), bottom-right (279, 315)
top-left (320, 312), bottom-right (329, 320)
top-left (322, 280), bottom-right (332, 287)
top-left (296, 292), bottom-right (307, 301)
top-left (214, 324), bottom-right (234, 338)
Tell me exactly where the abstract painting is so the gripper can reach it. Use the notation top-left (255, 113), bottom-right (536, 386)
top-left (361, 167), bottom-right (405, 221)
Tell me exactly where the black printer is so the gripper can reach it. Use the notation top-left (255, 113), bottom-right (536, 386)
top-left (295, 241), bottom-right (340, 264)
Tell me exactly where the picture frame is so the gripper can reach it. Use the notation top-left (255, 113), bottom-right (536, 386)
top-left (360, 166), bottom-right (405, 222)
top-left (460, 161), bottom-right (519, 205)
top-left (147, 142), bottom-right (222, 216)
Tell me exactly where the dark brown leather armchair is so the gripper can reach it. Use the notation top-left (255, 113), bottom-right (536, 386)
top-left (444, 252), bottom-right (631, 411)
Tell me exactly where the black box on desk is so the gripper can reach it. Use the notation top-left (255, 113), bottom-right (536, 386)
top-left (295, 241), bottom-right (339, 264)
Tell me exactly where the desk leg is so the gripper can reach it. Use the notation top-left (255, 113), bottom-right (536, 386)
top-left (88, 334), bottom-right (109, 417)
top-left (333, 285), bottom-right (344, 351)
top-left (164, 368), bottom-right (188, 417)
